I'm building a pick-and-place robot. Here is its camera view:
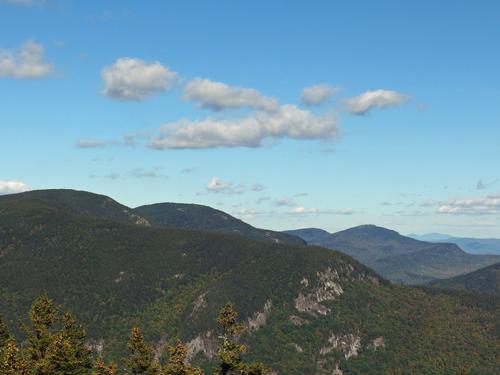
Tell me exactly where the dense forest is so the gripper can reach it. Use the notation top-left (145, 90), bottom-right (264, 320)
top-left (0, 190), bottom-right (499, 374)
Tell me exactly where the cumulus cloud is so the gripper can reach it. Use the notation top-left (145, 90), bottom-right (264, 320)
top-left (300, 84), bottom-right (338, 106)
top-left (0, 180), bottom-right (31, 195)
top-left (0, 41), bottom-right (53, 79)
top-left (149, 104), bottom-right (338, 149)
top-left (205, 177), bottom-right (244, 195)
top-left (437, 193), bottom-right (500, 215)
top-left (343, 89), bottom-right (409, 115)
top-left (101, 58), bottom-right (178, 100)
top-left (183, 78), bottom-right (278, 111)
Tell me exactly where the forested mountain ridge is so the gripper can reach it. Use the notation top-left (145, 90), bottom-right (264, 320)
top-left (285, 225), bottom-right (500, 284)
top-left (0, 190), bottom-right (499, 374)
top-left (135, 202), bottom-right (304, 245)
top-left (429, 262), bottom-right (500, 296)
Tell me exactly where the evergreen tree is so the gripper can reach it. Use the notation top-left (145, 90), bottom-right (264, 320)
top-left (93, 356), bottom-right (119, 375)
top-left (213, 303), bottom-right (269, 375)
top-left (0, 338), bottom-right (30, 375)
top-left (23, 294), bottom-right (93, 374)
top-left (124, 327), bottom-right (158, 375)
top-left (161, 339), bottom-right (203, 375)
top-left (24, 293), bottom-right (60, 373)
top-left (0, 316), bottom-right (11, 350)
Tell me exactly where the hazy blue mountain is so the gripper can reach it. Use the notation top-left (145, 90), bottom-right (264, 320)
top-left (285, 225), bottom-right (500, 284)
top-left (284, 227), bottom-right (331, 244)
top-left (408, 232), bottom-right (453, 242)
top-left (410, 233), bottom-right (500, 255)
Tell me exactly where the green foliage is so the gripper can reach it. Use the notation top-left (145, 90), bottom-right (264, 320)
top-left (162, 340), bottom-right (203, 375)
top-left (0, 190), bottom-right (499, 374)
top-left (0, 316), bottom-right (11, 349)
top-left (429, 262), bottom-right (500, 295)
top-left (92, 357), bottom-right (119, 375)
top-left (214, 303), bottom-right (269, 375)
top-left (22, 294), bottom-right (93, 374)
top-left (135, 202), bottom-right (304, 246)
top-left (124, 327), bottom-right (158, 375)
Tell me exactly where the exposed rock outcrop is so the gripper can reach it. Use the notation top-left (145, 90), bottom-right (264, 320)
top-left (247, 299), bottom-right (272, 331)
top-left (320, 332), bottom-right (361, 359)
top-left (295, 267), bottom-right (344, 316)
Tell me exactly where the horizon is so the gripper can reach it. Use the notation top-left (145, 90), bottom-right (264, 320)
top-left (1, 0), bottom-right (500, 237)
top-left (5, 187), bottom-right (500, 240)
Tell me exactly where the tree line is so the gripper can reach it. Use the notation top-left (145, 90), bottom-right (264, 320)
top-left (0, 295), bottom-right (270, 375)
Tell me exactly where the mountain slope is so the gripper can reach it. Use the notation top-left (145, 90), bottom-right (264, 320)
top-left (0, 191), bottom-right (498, 374)
top-left (135, 202), bottom-right (304, 245)
top-left (429, 262), bottom-right (500, 295)
top-left (284, 228), bottom-right (331, 244)
top-left (1, 189), bottom-right (151, 226)
top-left (286, 225), bottom-right (500, 284)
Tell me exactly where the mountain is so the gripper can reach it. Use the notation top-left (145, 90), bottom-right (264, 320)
top-left (135, 202), bottom-right (305, 245)
top-left (410, 233), bottom-right (500, 255)
top-left (2, 189), bottom-right (151, 226)
top-left (429, 262), bottom-right (500, 296)
top-left (0, 190), bottom-right (499, 374)
top-left (284, 228), bottom-right (331, 244)
top-left (409, 232), bottom-right (453, 242)
top-left (285, 225), bottom-right (500, 284)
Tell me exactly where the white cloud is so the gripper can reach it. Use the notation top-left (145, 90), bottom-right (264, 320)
top-left (437, 193), bottom-right (500, 215)
top-left (205, 177), bottom-right (244, 195)
top-left (101, 58), bottom-right (178, 100)
top-left (75, 139), bottom-right (108, 148)
top-left (343, 89), bottom-right (409, 115)
top-left (183, 78), bottom-right (278, 111)
top-left (0, 180), bottom-right (31, 195)
top-left (288, 207), bottom-right (355, 215)
top-left (300, 84), bottom-right (338, 106)
top-left (149, 104), bottom-right (338, 149)
top-left (0, 41), bottom-right (53, 79)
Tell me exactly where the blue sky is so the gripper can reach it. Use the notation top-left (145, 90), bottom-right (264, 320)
top-left (1, 0), bottom-right (499, 237)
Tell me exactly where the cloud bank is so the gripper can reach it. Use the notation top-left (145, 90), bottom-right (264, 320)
top-left (0, 41), bottom-right (53, 79)
top-left (437, 193), bottom-right (500, 215)
top-left (149, 104), bottom-right (338, 149)
top-left (101, 58), bottom-right (178, 100)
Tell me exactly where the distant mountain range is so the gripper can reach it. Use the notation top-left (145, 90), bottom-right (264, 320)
top-left (410, 233), bottom-right (500, 255)
top-left (285, 225), bottom-right (500, 284)
top-left (429, 262), bottom-right (500, 296)
top-left (0, 190), bottom-right (499, 373)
